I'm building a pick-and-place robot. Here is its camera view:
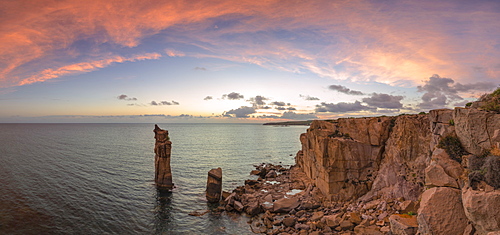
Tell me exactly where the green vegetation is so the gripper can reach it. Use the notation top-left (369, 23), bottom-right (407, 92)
top-left (437, 135), bottom-right (466, 163)
top-left (328, 130), bottom-right (352, 139)
top-left (418, 112), bottom-right (426, 115)
top-left (449, 119), bottom-right (455, 126)
top-left (407, 211), bottom-right (416, 216)
top-left (479, 87), bottom-right (500, 113)
top-left (465, 102), bottom-right (472, 107)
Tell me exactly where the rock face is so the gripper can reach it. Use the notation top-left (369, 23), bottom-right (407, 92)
top-left (417, 187), bottom-right (468, 234)
top-left (462, 187), bottom-right (500, 234)
top-left (153, 124), bottom-right (174, 189)
top-left (297, 115), bottom-right (430, 201)
top-left (295, 106), bottom-right (500, 234)
top-left (206, 167), bottom-right (222, 203)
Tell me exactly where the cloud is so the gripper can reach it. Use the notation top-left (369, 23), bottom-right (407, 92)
top-left (328, 85), bottom-right (365, 95)
top-left (270, 101), bottom-right (286, 106)
top-left (222, 92), bottom-right (244, 100)
top-left (150, 100), bottom-right (180, 106)
top-left (276, 107), bottom-right (286, 110)
top-left (194, 67), bottom-right (207, 71)
top-left (17, 53), bottom-right (161, 86)
top-left (117, 94), bottom-right (137, 101)
top-left (247, 95), bottom-right (268, 106)
top-left (165, 49), bottom-right (185, 57)
top-left (315, 101), bottom-right (374, 113)
top-left (262, 111), bottom-right (317, 120)
top-left (223, 106), bottom-right (256, 118)
top-left (300, 94), bottom-right (320, 101)
top-left (204, 96), bottom-right (213, 100)
top-left (2, 0), bottom-right (499, 89)
top-left (362, 93), bottom-right (404, 109)
top-left (417, 74), bottom-right (495, 109)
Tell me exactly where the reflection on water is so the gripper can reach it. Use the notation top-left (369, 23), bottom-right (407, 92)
top-left (154, 189), bottom-right (173, 234)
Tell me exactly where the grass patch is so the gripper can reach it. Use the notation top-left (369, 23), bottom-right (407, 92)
top-left (479, 87), bottom-right (500, 112)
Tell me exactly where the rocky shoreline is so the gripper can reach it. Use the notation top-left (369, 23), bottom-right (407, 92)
top-left (209, 163), bottom-right (417, 235)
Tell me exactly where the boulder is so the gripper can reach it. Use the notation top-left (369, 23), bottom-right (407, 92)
top-left (462, 187), bottom-right (500, 234)
top-left (389, 214), bottom-right (418, 235)
top-left (417, 187), bottom-right (468, 235)
top-left (245, 200), bottom-right (261, 216)
top-left (310, 211), bottom-right (324, 222)
top-left (273, 197), bottom-right (300, 213)
top-left (424, 163), bottom-right (459, 188)
top-left (398, 200), bottom-right (418, 214)
top-left (454, 108), bottom-right (500, 156)
top-left (323, 214), bottom-right (341, 228)
top-left (283, 216), bottom-right (296, 227)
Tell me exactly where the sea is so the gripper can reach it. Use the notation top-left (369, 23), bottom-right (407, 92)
top-left (0, 123), bottom-right (307, 234)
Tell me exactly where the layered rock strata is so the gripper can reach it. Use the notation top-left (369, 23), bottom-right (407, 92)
top-left (206, 167), bottom-right (223, 203)
top-left (154, 124), bottom-right (174, 189)
top-left (295, 107), bottom-right (500, 234)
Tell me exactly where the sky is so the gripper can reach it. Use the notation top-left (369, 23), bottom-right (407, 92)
top-left (1, 0), bottom-right (499, 123)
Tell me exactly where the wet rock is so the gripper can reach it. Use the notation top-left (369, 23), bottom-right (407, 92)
top-left (206, 167), bottom-right (223, 203)
top-left (153, 125), bottom-right (174, 189)
top-left (417, 187), bottom-right (468, 235)
top-left (266, 170), bottom-right (277, 179)
top-left (188, 209), bottom-right (209, 216)
top-left (233, 201), bottom-right (244, 212)
top-left (389, 214), bottom-right (417, 235)
top-left (245, 200), bottom-right (261, 216)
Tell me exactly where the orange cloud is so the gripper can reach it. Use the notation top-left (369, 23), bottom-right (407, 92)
top-left (18, 53), bottom-right (161, 86)
top-left (1, 0), bottom-right (498, 88)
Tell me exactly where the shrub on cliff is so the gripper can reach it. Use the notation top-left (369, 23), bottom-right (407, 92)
top-left (479, 87), bottom-right (500, 113)
top-left (468, 154), bottom-right (500, 189)
top-left (438, 135), bottom-right (466, 163)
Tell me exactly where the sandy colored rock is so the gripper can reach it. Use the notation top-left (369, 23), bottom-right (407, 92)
top-left (273, 197), bottom-right (300, 213)
top-left (424, 163), bottom-right (458, 188)
top-left (398, 200), bottom-right (418, 214)
top-left (153, 124), bottom-right (174, 189)
top-left (462, 187), bottom-right (500, 234)
top-left (389, 214), bottom-right (417, 235)
top-left (454, 108), bottom-right (500, 156)
top-left (417, 187), bottom-right (468, 235)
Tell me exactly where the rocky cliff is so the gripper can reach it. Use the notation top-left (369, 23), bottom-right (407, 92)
top-left (296, 107), bottom-right (500, 234)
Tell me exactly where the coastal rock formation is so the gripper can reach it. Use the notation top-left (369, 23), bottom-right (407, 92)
top-left (216, 94), bottom-right (500, 234)
top-left (153, 124), bottom-right (174, 189)
top-left (206, 167), bottom-right (222, 203)
top-left (294, 105), bottom-right (500, 234)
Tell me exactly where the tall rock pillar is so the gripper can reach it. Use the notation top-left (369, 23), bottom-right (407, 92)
top-left (154, 124), bottom-right (174, 190)
top-left (206, 168), bottom-right (222, 203)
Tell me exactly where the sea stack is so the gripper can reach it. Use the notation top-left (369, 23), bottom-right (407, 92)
top-left (206, 167), bottom-right (222, 203)
top-left (153, 124), bottom-right (174, 190)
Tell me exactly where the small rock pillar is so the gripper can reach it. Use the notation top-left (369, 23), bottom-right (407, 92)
top-left (206, 167), bottom-right (222, 202)
top-left (154, 124), bottom-right (174, 190)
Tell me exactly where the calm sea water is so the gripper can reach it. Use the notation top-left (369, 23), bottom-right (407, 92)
top-left (0, 123), bottom-right (306, 234)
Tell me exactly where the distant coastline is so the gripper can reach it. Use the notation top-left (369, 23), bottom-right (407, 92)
top-left (262, 120), bottom-right (312, 126)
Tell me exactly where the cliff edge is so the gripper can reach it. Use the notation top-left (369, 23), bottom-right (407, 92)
top-left (296, 105), bottom-right (500, 234)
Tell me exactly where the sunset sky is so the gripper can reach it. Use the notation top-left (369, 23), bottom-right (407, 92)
top-left (1, 0), bottom-right (499, 123)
